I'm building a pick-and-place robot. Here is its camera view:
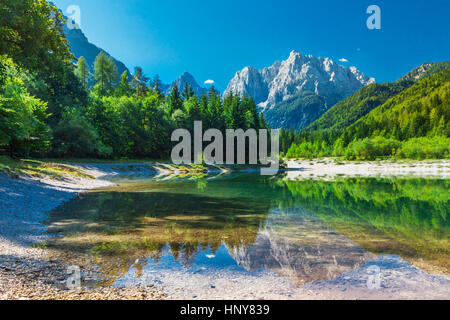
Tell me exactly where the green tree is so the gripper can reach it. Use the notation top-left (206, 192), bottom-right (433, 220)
top-left (75, 56), bottom-right (90, 88)
top-left (150, 74), bottom-right (162, 97)
top-left (93, 52), bottom-right (118, 96)
top-left (53, 107), bottom-right (111, 158)
top-left (185, 96), bottom-right (201, 119)
top-left (168, 83), bottom-right (183, 112)
top-left (199, 92), bottom-right (208, 120)
top-left (0, 0), bottom-right (87, 125)
top-left (0, 55), bottom-right (50, 156)
top-left (206, 86), bottom-right (222, 128)
top-left (132, 67), bottom-right (149, 97)
top-left (116, 71), bottom-right (132, 96)
top-left (182, 82), bottom-right (194, 100)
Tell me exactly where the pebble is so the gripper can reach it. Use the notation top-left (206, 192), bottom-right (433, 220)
top-left (0, 169), bottom-right (165, 300)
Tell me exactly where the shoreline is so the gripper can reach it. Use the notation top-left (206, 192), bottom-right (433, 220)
top-left (0, 163), bottom-right (166, 300)
top-left (286, 158), bottom-right (450, 180)
top-left (0, 160), bottom-right (449, 300)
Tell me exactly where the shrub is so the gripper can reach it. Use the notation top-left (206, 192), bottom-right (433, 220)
top-left (345, 136), bottom-right (401, 160)
top-left (396, 136), bottom-right (450, 159)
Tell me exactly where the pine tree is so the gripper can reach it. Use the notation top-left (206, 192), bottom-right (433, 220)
top-left (75, 56), bottom-right (89, 88)
top-left (169, 83), bottom-right (183, 112)
top-left (151, 74), bottom-right (162, 97)
top-left (259, 112), bottom-right (269, 129)
top-left (247, 97), bottom-right (260, 129)
top-left (183, 82), bottom-right (194, 99)
top-left (199, 92), bottom-right (208, 119)
top-left (93, 52), bottom-right (118, 96)
top-left (206, 86), bottom-right (222, 128)
top-left (116, 71), bottom-right (132, 96)
top-left (184, 96), bottom-right (202, 121)
top-left (132, 67), bottom-right (149, 97)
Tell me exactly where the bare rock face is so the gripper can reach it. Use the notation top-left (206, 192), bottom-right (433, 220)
top-left (227, 208), bottom-right (376, 286)
top-left (225, 51), bottom-right (375, 111)
top-left (224, 67), bottom-right (269, 103)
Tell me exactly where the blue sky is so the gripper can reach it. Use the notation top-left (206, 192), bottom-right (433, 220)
top-left (52, 0), bottom-right (450, 91)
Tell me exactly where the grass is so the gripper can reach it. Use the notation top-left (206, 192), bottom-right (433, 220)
top-left (0, 156), bottom-right (94, 179)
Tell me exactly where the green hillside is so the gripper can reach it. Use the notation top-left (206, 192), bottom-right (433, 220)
top-left (344, 69), bottom-right (449, 142)
top-left (399, 62), bottom-right (450, 82)
top-left (307, 82), bottom-right (413, 132)
top-left (284, 66), bottom-right (450, 160)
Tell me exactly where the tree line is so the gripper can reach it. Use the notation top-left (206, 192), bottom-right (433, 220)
top-left (0, 0), bottom-right (268, 160)
top-left (279, 69), bottom-right (450, 160)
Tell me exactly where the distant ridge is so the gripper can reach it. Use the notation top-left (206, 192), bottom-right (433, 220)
top-left (398, 62), bottom-right (450, 82)
top-left (308, 61), bottom-right (450, 133)
top-left (162, 72), bottom-right (208, 96)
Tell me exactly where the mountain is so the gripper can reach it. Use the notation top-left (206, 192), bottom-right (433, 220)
top-left (63, 23), bottom-right (130, 76)
top-left (343, 69), bottom-right (449, 142)
top-left (264, 91), bottom-right (327, 130)
top-left (63, 24), bottom-right (209, 96)
top-left (227, 207), bottom-right (375, 285)
top-left (306, 81), bottom-right (413, 132)
top-left (285, 64), bottom-right (450, 160)
top-left (398, 62), bottom-right (450, 82)
top-left (225, 51), bottom-right (375, 129)
top-left (162, 72), bottom-right (208, 96)
top-left (225, 51), bottom-right (376, 109)
top-left (224, 66), bottom-right (269, 104)
top-left (307, 62), bottom-right (450, 134)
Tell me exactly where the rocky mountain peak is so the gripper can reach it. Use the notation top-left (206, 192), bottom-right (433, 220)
top-left (225, 66), bottom-right (268, 103)
top-left (227, 208), bottom-right (376, 285)
top-left (224, 51), bottom-right (376, 111)
top-left (174, 72), bottom-right (200, 88)
top-left (288, 50), bottom-right (304, 59)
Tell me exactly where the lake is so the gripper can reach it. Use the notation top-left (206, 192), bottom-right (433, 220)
top-left (44, 173), bottom-right (450, 299)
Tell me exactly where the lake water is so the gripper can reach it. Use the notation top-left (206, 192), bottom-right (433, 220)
top-left (44, 174), bottom-right (450, 299)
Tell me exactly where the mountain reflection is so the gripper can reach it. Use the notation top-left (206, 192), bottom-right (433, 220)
top-left (44, 175), bottom-right (449, 286)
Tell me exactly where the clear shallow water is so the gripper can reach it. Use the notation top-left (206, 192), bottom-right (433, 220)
top-left (44, 174), bottom-right (450, 296)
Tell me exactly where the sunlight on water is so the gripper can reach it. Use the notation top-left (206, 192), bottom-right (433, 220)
top-left (44, 174), bottom-right (450, 297)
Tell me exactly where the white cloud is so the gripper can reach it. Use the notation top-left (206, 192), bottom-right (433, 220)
top-left (339, 58), bottom-right (349, 63)
top-left (204, 79), bottom-right (215, 85)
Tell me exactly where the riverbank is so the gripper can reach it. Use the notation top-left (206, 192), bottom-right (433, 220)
top-left (0, 162), bottom-right (168, 300)
top-left (286, 158), bottom-right (450, 179)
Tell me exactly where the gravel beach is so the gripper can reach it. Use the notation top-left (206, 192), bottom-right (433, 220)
top-left (0, 163), bottom-right (167, 300)
top-left (286, 159), bottom-right (450, 179)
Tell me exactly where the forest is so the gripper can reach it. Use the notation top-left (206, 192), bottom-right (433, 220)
top-left (0, 0), bottom-right (267, 160)
top-left (280, 68), bottom-right (450, 160)
top-left (1, 0), bottom-right (448, 162)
